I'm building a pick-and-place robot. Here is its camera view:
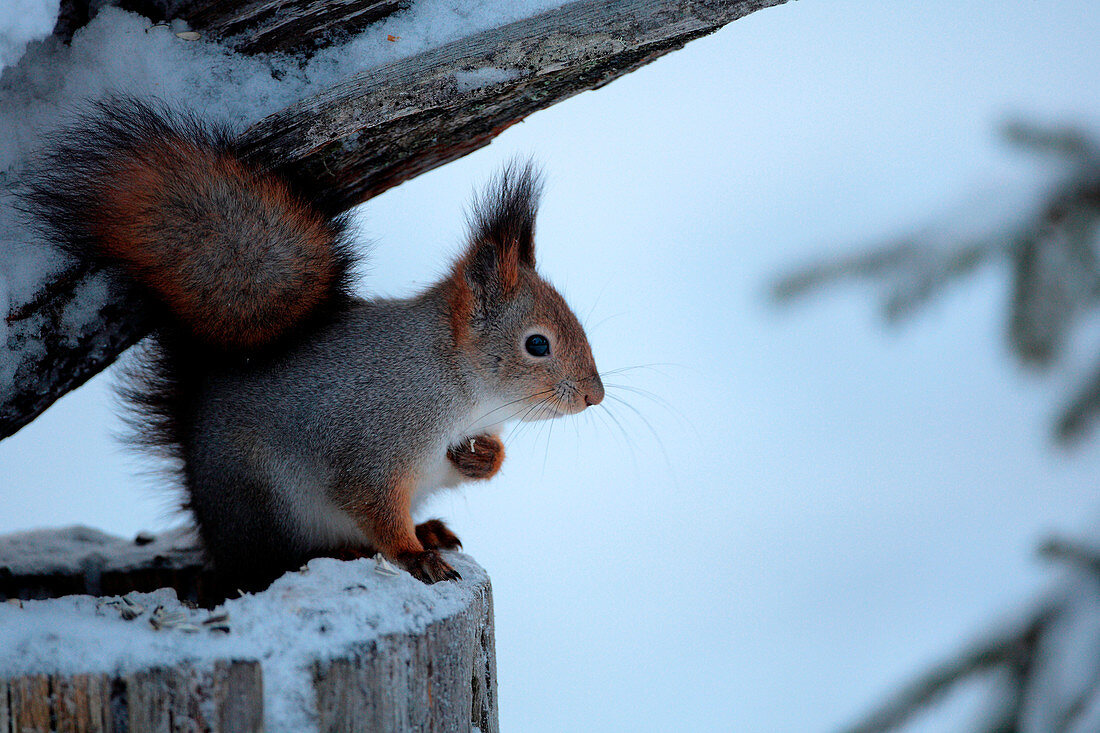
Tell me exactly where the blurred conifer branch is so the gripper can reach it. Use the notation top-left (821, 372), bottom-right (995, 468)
top-left (773, 119), bottom-right (1100, 443)
top-left (788, 121), bottom-right (1100, 733)
top-left (840, 601), bottom-right (1054, 733)
top-left (841, 534), bottom-right (1100, 733)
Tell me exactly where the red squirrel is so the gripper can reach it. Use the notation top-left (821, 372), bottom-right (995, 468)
top-left (23, 98), bottom-right (604, 591)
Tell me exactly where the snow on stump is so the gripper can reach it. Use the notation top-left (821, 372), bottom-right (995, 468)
top-left (0, 526), bottom-right (498, 732)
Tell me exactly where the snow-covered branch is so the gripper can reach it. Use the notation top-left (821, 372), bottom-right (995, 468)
top-left (54, 0), bottom-right (408, 54)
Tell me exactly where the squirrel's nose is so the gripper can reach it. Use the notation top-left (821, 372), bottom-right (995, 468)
top-left (584, 376), bottom-right (605, 407)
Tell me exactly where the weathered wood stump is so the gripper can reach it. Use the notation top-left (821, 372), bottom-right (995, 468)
top-left (0, 527), bottom-right (497, 732)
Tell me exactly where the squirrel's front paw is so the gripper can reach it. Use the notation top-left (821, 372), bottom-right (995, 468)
top-left (396, 549), bottom-right (461, 584)
top-left (416, 519), bottom-right (462, 550)
top-left (447, 434), bottom-right (505, 480)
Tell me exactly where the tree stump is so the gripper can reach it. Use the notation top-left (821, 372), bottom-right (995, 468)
top-left (0, 526), bottom-right (498, 732)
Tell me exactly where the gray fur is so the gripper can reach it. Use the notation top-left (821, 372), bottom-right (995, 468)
top-left (179, 272), bottom-right (604, 586)
top-left (183, 288), bottom-right (465, 570)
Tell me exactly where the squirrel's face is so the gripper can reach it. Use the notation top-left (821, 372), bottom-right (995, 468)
top-left (472, 271), bottom-right (603, 420)
top-left (447, 163), bottom-right (603, 422)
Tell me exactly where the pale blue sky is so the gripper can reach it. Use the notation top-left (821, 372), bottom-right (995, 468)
top-left (3, 1), bottom-right (1100, 730)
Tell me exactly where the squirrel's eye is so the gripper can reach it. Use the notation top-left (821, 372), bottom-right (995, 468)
top-left (525, 334), bottom-right (551, 357)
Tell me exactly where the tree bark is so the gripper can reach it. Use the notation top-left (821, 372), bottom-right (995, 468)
top-left (1, 0), bottom-right (788, 440)
top-left (0, 526), bottom-right (498, 732)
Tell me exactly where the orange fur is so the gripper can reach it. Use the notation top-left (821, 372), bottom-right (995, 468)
top-left (347, 470), bottom-right (421, 557)
top-left (345, 470), bottom-right (460, 582)
top-left (445, 261), bottom-right (474, 343)
top-left (498, 239), bottom-right (520, 292)
top-left (94, 137), bottom-right (339, 349)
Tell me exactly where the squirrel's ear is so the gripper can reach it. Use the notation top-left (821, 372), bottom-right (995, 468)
top-left (463, 161), bottom-right (543, 295)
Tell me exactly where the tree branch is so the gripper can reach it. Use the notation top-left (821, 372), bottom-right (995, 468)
top-left (772, 119), bottom-right (1100, 443)
top-left (1, 0), bottom-right (787, 440)
top-left (840, 603), bottom-right (1057, 733)
top-left (55, 0), bottom-right (410, 54)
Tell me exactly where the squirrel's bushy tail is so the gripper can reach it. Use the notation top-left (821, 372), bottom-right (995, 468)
top-left (23, 97), bottom-right (352, 350)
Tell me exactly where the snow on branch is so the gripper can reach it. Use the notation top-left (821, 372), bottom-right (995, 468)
top-left (0, 0), bottom-right (787, 440)
top-left (53, 0), bottom-right (408, 54)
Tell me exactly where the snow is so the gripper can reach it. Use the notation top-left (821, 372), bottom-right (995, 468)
top-left (0, 526), bottom-right (487, 731)
top-left (0, 0), bottom-right (565, 165)
top-left (59, 273), bottom-right (113, 345)
top-left (454, 67), bottom-right (523, 92)
top-left (0, 0), bottom-right (59, 72)
top-left (0, 0), bottom-right (566, 394)
top-left (0, 524), bottom-right (199, 575)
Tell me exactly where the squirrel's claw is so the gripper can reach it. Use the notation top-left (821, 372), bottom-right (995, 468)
top-left (398, 549), bottom-right (461, 584)
top-left (415, 519), bottom-right (462, 551)
top-left (447, 434), bottom-right (505, 480)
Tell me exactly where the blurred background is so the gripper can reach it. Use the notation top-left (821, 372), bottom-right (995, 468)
top-left (3, 0), bottom-right (1100, 730)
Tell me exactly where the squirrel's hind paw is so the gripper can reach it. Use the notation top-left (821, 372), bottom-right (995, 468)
top-left (328, 545), bottom-right (376, 562)
top-left (416, 519), bottom-right (462, 551)
top-left (397, 549), bottom-right (461, 584)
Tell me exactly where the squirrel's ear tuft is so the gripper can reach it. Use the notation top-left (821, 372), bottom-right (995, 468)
top-left (464, 160), bottom-right (543, 294)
